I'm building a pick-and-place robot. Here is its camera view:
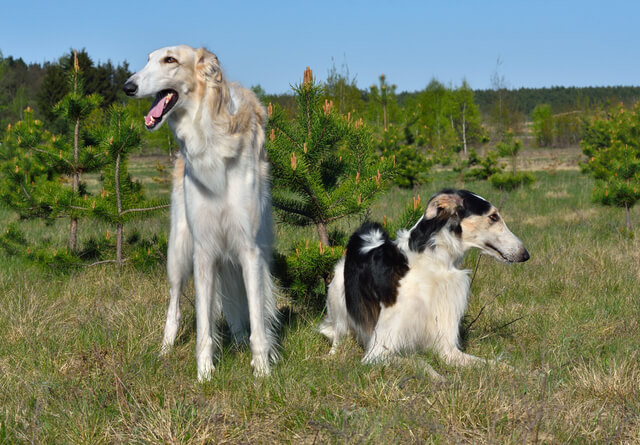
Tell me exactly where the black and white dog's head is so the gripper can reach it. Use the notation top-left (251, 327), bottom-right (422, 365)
top-left (404, 189), bottom-right (529, 263)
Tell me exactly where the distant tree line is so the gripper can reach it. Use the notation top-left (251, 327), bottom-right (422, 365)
top-left (0, 49), bottom-right (131, 134)
top-left (473, 86), bottom-right (640, 117)
top-left (3, 47), bottom-right (640, 153)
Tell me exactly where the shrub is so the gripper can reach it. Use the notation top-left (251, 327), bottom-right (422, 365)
top-left (532, 104), bottom-right (554, 147)
top-left (581, 103), bottom-right (640, 230)
top-left (383, 144), bottom-right (432, 189)
top-left (489, 171), bottom-right (535, 191)
top-left (274, 240), bottom-right (345, 308)
top-left (462, 149), bottom-right (503, 181)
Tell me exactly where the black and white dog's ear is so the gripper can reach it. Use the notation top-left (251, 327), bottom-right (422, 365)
top-left (425, 191), bottom-right (464, 220)
top-left (196, 48), bottom-right (223, 84)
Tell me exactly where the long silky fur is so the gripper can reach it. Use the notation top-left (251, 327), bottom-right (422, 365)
top-left (320, 189), bottom-right (529, 378)
top-left (125, 45), bottom-right (278, 380)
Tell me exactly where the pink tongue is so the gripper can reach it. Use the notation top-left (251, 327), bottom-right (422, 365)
top-left (147, 98), bottom-right (166, 120)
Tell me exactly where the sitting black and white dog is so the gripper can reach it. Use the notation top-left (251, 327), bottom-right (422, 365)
top-left (319, 189), bottom-right (529, 378)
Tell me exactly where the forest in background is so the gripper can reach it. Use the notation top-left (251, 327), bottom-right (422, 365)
top-left (2, 48), bottom-right (640, 153)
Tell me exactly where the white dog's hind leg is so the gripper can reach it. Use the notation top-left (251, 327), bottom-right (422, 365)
top-left (318, 258), bottom-right (349, 354)
top-left (194, 247), bottom-right (220, 382)
top-left (260, 260), bottom-right (280, 365)
top-left (240, 246), bottom-right (272, 377)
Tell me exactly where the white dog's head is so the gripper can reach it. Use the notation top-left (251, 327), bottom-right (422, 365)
top-left (123, 45), bottom-right (225, 131)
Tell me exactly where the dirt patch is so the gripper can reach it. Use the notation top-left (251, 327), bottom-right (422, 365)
top-left (544, 190), bottom-right (569, 199)
top-left (516, 146), bottom-right (586, 171)
top-left (521, 208), bottom-right (598, 227)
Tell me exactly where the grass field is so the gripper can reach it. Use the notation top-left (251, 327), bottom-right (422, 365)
top-left (1, 149), bottom-right (639, 443)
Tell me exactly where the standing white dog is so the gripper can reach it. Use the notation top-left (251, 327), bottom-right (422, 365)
top-left (123, 45), bottom-right (278, 380)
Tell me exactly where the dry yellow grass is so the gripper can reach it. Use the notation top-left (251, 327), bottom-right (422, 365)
top-left (1, 166), bottom-right (639, 443)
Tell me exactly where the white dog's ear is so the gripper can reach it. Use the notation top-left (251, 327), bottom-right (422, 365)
top-left (425, 192), bottom-right (463, 219)
top-left (196, 48), bottom-right (223, 84)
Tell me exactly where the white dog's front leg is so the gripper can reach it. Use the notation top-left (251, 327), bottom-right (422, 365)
top-left (240, 247), bottom-right (271, 377)
top-left (162, 156), bottom-right (193, 355)
top-left (193, 247), bottom-right (219, 382)
top-left (440, 346), bottom-right (485, 367)
top-left (363, 339), bottom-right (444, 382)
top-left (161, 283), bottom-right (182, 355)
top-left (161, 232), bottom-right (193, 355)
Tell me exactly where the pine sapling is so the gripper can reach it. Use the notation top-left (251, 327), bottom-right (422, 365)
top-left (0, 50), bottom-right (104, 254)
top-left (53, 50), bottom-right (103, 250)
top-left (266, 67), bottom-right (394, 246)
top-left (92, 105), bottom-right (169, 265)
top-left (582, 103), bottom-right (640, 231)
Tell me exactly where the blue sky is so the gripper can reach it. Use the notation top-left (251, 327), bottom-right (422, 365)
top-left (2, 0), bottom-right (638, 94)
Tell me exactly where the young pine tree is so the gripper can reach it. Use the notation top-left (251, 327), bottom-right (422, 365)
top-left (0, 51), bottom-right (104, 252)
top-left (532, 104), bottom-right (554, 147)
top-left (266, 67), bottom-right (394, 246)
top-left (1, 108), bottom-right (57, 219)
top-left (368, 74), bottom-right (398, 131)
top-left (496, 128), bottom-right (522, 175)
top-left (582, 103), bottom-right (640, 231)
top-left (489, 129), bottom-right (535, 190)
top-left (92, 105), bottom-right (169, 264)
top-left (0, 52), bottom-right (169, 268)
top-left (55, 51), bottom-right (103, 250)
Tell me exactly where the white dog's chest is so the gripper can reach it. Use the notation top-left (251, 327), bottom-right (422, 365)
top-left (182, 171), bottom-right (251, 252)
top-left (396, 264), bottom-right (470, 319)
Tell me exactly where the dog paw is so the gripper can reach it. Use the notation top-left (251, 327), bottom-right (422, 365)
top-left (428, 369), bottom-right (447, 383)
top-left (159, 343), bottom-right (172, 357)
top-left (197, 362), bottom-right (215, 382)
top-left (251, 356), bottom-right (271, 377)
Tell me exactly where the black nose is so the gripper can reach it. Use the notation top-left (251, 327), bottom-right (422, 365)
top-left (123, 82), bottom-right (138, 96)
top-left (521, 248), bottom-right (530, 262)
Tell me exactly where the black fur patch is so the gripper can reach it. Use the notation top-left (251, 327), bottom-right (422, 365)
top-left (456, 189), bottom-right (491, 217)
top-left (344, 222), bottom-right (409, 335)
top-left (408, 216), bottom-right (451, 253)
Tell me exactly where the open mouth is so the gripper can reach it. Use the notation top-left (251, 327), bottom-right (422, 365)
top-left (144, 89), bottom-right (178, 130)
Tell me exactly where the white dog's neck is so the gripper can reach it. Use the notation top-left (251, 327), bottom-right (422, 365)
top-left (170, 87), bottom-right (234, 146)
top-left (171, 84), bottom-right (245, 151)
top-left (168, 85), bottom-right (243, 194)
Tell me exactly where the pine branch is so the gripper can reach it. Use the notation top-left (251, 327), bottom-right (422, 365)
top-left (119, 204), bottom-right (171, 216)
top-left (272, 201), bottom-right (313, 220)
top-left (87, 258), bottom-right (129, 267)
top-left (29, 146), bottom-right (75, 169)
top-left (313, 114), bottom-right (330, 153)
top-left (18, 181), bottom-right (33, 202)
top-left (270, 158), bottom-right (325, 221)
top-left (270, 121), bottom-right (302, 151)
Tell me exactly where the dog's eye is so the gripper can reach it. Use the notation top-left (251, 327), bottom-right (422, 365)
top-left (489, 213), bottom-right (500, 222)
top-left (164, 56), bottom-right (178, 64)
